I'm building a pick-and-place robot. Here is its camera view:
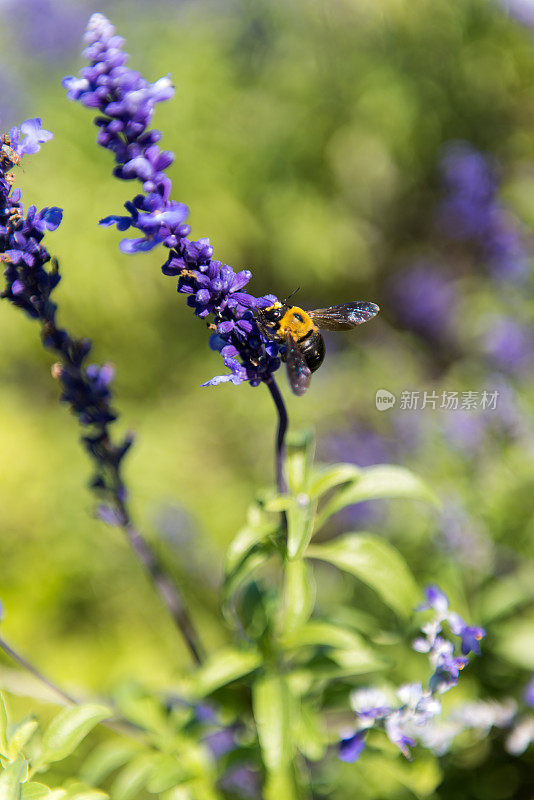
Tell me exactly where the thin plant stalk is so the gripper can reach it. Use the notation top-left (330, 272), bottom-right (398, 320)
top-left (0, 635), bottom-right (77, 706)
top-left (265, 375), bottom-right (288, 494)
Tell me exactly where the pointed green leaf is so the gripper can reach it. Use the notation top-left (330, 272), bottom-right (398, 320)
top-left (307, 534), bottom-right (419, 618)
top-left (281, 620), bottom-right (374, 652)
top-left (286, 494), bottom-right (315, 559)
top-left (252, 675), bottom-right (297, 800)
top-left (21, 783), bottom-right (53, 800)
top-left (316, 465), bottom-right (439, 528)
top-left (293, 702), bottom-right (328, 761)
top-left (39, 704), bottom-right (111, 765)
top-left (0, 759), bottom-right (28, 800)
top-left (80, 742), bottom-right (139, 787)
top-left (62, 784), bottom-right (108, 800)
top-left (225, 523), bottom-right (277, 577)
top-left (145, 754), bottom-right (190, 793)
top-left (8, 720), bottom-right (39, 760)
top-left (279, 558), bottom-right (316, 635)
top-left (263, 496), bottom-right (292, 513)
top-left (308, 463), bottom-right (362, 499)
top-left (110, 754), bottom-right (156, 800)
top-left (193, 648), bottom-right (262, 696)
top-left (286, 430), bottom-right (315, 494)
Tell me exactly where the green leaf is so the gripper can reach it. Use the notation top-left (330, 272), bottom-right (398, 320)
top-left (285, 430), bottom-right (315, 494)
top-left (308, 463), bottom-right (362, 499)
top-left (478, 565), bottom-right (534, 624)
top-left (293, 702), bottom-right (327, 761)
top-left (494, 619), bottom-right (534, 669)
top-left (316, 465), bottom-right (439, 528)
top-left (62, 783), bottom-right (108, 800)
top-left (252, 675), bottom-right (297, 800)
top-left (0, 759), bottom-right (28, 800)
top-left (21, 783), bottom-right (53, 800)
top-left (279, 559), bottom-right (316, 635)
top-left (110, 754), bottom-right (156, 800)
top-left (263, 496), bottom-right (292, 513)
top-left (281, 620), bottom-right (375, 652)
top-left (193, 648), bottom-right (262, 696)
top-left (145, 754), bottom-right (191, 793)
top-left (39, 704), bottom-right (111, 766)
top-left (225, 523), bottom-right (277, 577)
top-left (80, 742), bottom-right (139, 787)
top-left (306, 534), bottom-right (419, 618)
top-left (286, 494), bottom-right (315, 559)
top-left (8, 720), bottom-right (39, 760)
top-left (160, 789), bottom-right (193, 800)
top-left (0, 692), bottom-right (9, 755)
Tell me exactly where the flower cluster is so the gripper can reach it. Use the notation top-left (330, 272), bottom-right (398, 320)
top-left (0, 119), bottom-right (132, 499)
top-left (339, 585), bottom-right (485, 762)
top-left (63, 13), bottom-right (282, 388)
top-left (438, 141), bottom-right (530, 284)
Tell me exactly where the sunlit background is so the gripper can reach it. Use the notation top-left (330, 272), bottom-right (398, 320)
top-left (2, 0), bottom-right (534, 797)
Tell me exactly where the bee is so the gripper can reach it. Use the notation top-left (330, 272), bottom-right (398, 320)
top-left (256, 294), bottom-right (379, 395)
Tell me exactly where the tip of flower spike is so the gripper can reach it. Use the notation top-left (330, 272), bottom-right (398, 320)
top-left (84, 12), bottom-right (115, 44)
top-left (9, 119), bottom-right (53, 158)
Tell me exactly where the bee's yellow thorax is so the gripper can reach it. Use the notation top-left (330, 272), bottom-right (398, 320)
top-left (280, 306), bottom-right (316, 340)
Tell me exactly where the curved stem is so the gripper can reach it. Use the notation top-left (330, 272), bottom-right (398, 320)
top-left (0, 636), bottom-right (77, 706)
top-left (265, 376), bottom-right (288, 494)
top-left (114, 493), bottom-right (204, 666)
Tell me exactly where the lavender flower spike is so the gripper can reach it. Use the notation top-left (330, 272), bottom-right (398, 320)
top-left (339, 586), bottom-right (485, 764)
top-left (64, 13), bottom-right (282, 390)
top-left (1, 121), bottom-right (204, 664)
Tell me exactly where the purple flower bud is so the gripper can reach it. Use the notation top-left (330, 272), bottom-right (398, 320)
top-left (338, 730), bottom-right (367, 762)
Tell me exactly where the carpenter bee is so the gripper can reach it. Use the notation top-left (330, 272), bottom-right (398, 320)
top-left (256, 295), bottom-right (379, 396)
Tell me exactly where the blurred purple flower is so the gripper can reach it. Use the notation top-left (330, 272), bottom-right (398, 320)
top-left (5, 0), bottom-right (88, 63)
top-left (438, 141), bottom-right (530, 284)
top-left (340, 586), bottom-right (485, 763)
top-left (417, 585), bottom-right (449, 617)
top-left (441, 409), bottom-right (486, 456)
top-left (437, 500), bottom-right (494, 573)
top-left (502, 0), bottom-right (534, 28)
top-left (387, 262), bottom-right (456, 342)
top-left (483, 317), bottom-right (534, 376)
top-left (338, 729), bottom-right (367, 762)
top-left (525, 678), bottom-right (534, 709)
top-left (219, 765), bottom-right (261, 799)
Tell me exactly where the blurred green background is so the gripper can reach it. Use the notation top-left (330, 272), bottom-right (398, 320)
top-left (2, 0), bottom-right (534, 796)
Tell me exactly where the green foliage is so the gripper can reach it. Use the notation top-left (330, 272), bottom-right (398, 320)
top-left (0, 693), bottom-right (111, 799)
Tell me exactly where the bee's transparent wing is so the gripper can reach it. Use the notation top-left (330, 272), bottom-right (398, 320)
top-left (309, 301), bottom-right (379, 331)
top-left (284, 331), bottom-right (312, 396)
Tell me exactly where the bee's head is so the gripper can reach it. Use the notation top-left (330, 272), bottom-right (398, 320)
top-left (260, 301), bottom-right (286, 323)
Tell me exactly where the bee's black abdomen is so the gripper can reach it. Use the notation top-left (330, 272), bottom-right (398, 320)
top-left (300, 331), bottom-right (325, 373)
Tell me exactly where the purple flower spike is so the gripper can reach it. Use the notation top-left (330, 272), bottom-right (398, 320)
top-left (340, 586), bottom-right (486, 766)
top-left (1, 120), bottom-right (132, 499)
top-left (338, 730), bottom-right (367, 762)
top-left (65, 13), bottom-right (282, 389)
